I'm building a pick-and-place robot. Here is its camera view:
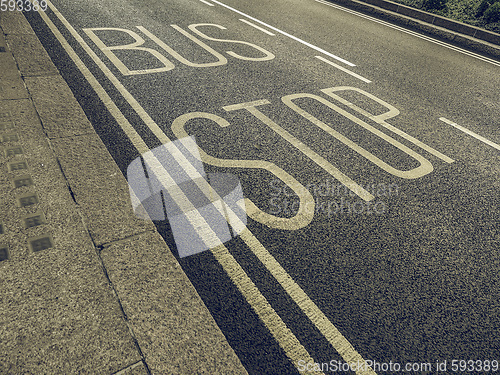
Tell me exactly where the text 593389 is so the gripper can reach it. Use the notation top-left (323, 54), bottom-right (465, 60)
top-left (0, 0), bottom-right (47, 12)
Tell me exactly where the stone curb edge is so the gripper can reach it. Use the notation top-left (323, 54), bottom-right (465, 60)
top-left (1, 9), bottom-right (247, 375)
top-left (324, 0), bottom-right (500, 59)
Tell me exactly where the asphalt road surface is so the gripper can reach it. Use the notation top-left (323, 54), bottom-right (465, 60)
top-left (25, 0), bottom-right (499, 373)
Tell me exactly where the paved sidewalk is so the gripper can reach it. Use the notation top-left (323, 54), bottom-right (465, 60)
top-left (0, 10), bottom-right (246, 375)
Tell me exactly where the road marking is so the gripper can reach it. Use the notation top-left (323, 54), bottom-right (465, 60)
top-left (314, 0), bottom-right (500, 67)
top-left (223, 100), bottom-right (375, 201)
top-left (439, 117), bottom-right (500, 150)
top-left (140, 149), bottom-right (324, 373)
top-left (187, 23), bottom-right (275, 61)
top-left (171, 108), bottom-right (379, 375)
top-left (282, 92), bottom-right (434, 179)
top-left (324, 87), bottom-right (455, 163)
top-left (238, 229), bottom-right (376, 375)
top-left (37, 16), bottom-right (150, 153)
top-left (39, 2), bottom-right (376, 373)
top-left (211, 245), bottom-right (325, 375)
top-left (83, 27), bottom-right (176, 75)
top-left (209, 0), bottom-right (356, 66)
top-left (239, 18), bottom-right (275, 36)
top-left (38, 3), bottom-right (325, 373)
top-left (141, 151), bottom-right (323, 372)
top-left (84, 24), bottom-right (276, 73)
top-left (171, 112), bottom-right (315, 230)
top-left (199, 0), bottom-right (214, 5)
top-left (316, 55), bottom-right (371, 83)
top-left (139, 25), bottom-right (229, 67)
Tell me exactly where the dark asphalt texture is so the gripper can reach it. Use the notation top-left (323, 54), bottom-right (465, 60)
top-left (25, 0), bottom-right (499, 374)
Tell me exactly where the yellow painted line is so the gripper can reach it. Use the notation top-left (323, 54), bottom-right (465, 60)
top-left (141, 151), bottom-right (323, 373)
top-left (39, 3), bottom-right (376, 373)
top-left (140, 147), bottom-right (325, 375)
top-left (316, 56), bottom-right (371, 83)
top-left (36, 22), bottom-right (149, 153)
top-left (209, 0), bottom-right (356, 66)
top-left (239, 19), bottom-right (275, 36)
top-left (223, 100), bottom-right (375, 201)
top-left (150, 122), bottom-right (369, 375)
top-left (171, 111), bottom-right (377, 375)
top-left (239, 229), bottom-right (376, 375)
top-left (211, 244), bottom-right (324, 375)
top-left (314, 0), bottom-right (500, 68)
top-left (38, 2), bottom-right (325, 372)
top-left (439, 117), bottom-right (500, 151)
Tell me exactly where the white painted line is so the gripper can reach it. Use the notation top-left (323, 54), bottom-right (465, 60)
top-left (39, 3), bottom-right (325, 373)
top-left (323, 87), bottom-right (455, 163)
top-left (199, 0), bottom-right (214, 6)
top-left (239, 18), bottom-right (275, 36)
top-left (316, 55), bottom-right (371, 83)
top-left (314, 0), bottom-right (500, 67)
top-left (223, 100), bottom-right (376, 201)
top-left (40, 2), bottom-right (375, 373)
top-left (439, 117), bottom-right (500, 150)
top-left (41, 2), bottom-right (376, 372)
top-left (209, 0), bottom-right (356, 66)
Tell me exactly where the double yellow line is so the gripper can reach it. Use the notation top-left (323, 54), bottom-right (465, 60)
top-left (35, 2), bottom-right (376, 373)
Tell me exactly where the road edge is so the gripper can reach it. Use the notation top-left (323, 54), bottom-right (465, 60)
top-left (324, 0), bottom-right (500, 59)
top-left (0, 9), bottom-right (247, 375)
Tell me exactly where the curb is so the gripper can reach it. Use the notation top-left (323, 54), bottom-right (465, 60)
top-left (0, 10), bottom-right (247, 375)
top-left (324, 0), bottom-right (500, 59)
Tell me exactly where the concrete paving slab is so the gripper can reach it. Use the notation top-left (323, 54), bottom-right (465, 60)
top-left (16, 43), bottom-right (153, 246)
top-left (0, 74), bottom-right (28, 100)
top-left (5, 34), bottom-right (58, 76)
top-left (0, 37), bottom-right (18, 79)
top-left (100, 232), bottom-right (247, 375)
top-left (0, 28), bottom-right (6, 49)
top-left (24, 75), bottom-right (96, 138)
top-left (114, 361), bottom-right (150, 375)
top-left (0, 10), bottom-right (35, 35)
top-left (50, 133), bottom-right (155, 246)
top-left (0, 239), bottom-right (142, 374)
top-left (0, 99), bottom-right (141, 374)
top-left (0, 52), bottom-right (29, 99)
top-left (0, 32), bottom-right (28, 100)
